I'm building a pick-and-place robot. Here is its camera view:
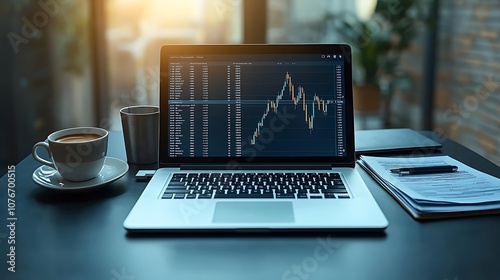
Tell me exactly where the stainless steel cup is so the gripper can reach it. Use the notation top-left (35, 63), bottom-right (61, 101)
top-left (120, 105), bottom-right (159, 164)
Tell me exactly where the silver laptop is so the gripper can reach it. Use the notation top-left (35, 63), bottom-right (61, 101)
top-left (124, 44), bottom-right (388, 232)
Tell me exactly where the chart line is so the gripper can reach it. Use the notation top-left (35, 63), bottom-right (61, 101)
top-left (251, 72), bottom-right (329, 145)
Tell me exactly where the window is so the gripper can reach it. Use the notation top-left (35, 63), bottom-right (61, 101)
top-left (105, 0), bottom-right (243, 129)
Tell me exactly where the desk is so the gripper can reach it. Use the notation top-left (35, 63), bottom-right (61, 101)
top-left (1, 131), bottom-right (499, 279)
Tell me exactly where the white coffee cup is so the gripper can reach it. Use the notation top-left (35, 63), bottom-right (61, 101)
top-left (32, 127), bottom-right (108, 181)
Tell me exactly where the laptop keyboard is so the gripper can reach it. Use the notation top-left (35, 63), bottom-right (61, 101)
top-left (161, 172), bottom-right (350, 199)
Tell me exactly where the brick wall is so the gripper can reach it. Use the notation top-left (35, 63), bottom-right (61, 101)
top-left (394, 0), bottom-right (500, 166)
top-left (435, 0), bottom-right (500, 166)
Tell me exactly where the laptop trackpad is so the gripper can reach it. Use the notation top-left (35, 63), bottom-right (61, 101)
top-left (213, 202), bottom-right (295, 223)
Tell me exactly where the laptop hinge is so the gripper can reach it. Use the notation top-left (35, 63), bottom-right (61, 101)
top-left (180, 164), bottom-right (332, 170)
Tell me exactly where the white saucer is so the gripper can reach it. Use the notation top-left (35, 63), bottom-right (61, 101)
top-left (32, 157), bottom-right (129, 192)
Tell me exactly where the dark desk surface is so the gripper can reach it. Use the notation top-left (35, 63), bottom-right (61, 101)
top-left (1, 131), bottom-right (500, 279)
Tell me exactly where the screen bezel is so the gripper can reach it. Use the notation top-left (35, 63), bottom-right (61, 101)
top-left (159, 44), bottom-right (355, 167)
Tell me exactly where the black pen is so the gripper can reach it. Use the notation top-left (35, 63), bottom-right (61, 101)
top-left (390, 165), bottom-right (458, 175)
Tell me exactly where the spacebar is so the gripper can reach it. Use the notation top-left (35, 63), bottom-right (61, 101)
top-left (214, 193), bottom-right (274, 199)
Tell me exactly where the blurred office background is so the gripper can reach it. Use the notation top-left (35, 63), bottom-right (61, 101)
top-left (1, 0), bottom-right (499, 175)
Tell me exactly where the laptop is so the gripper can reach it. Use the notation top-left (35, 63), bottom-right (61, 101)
top-left (124, 44), bottom-right (388, 232)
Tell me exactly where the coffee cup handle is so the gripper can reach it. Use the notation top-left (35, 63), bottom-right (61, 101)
top-left (32, 141), bottom-right (55, 169)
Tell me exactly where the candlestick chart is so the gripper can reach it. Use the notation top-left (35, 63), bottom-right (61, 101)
top-left (250, 72), bottom-right (331, 145)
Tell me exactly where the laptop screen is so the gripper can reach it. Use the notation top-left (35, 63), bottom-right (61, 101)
top-left (159, 45), bottom-right (355, 167)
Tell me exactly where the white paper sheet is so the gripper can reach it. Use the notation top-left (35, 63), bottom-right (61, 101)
top-left (360, 156), bottom-right (500, 205)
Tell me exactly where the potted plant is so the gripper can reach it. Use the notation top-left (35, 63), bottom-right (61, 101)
top-left (324, 0), bottom-right (419, 124)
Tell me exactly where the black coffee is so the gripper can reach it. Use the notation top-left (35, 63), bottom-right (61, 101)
top-left (56, 133), bottom-right (102, 143)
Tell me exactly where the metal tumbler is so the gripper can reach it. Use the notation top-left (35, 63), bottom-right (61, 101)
top-left (120, 105), bottom-right (159, 164)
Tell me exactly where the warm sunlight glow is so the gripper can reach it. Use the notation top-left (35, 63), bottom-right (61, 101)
top-left (355, 0), bottom-right (377, 21)
top-left (108, 0), bottom-right (205, 29)
top-left (142, 0), bottom-right (205, 28)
